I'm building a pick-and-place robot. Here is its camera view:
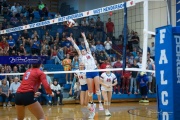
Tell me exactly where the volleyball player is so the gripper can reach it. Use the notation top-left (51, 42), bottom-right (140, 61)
top-left (67, 32), bottom-right (103, 119)
top-left (15, 64), bottom-right (54, 120)
top-left (70, 62), bottom-right (88, 106)
top-left (100, 65), bottom-right (117, 116)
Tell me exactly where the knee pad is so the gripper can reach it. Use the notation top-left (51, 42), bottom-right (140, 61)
top-left (104, 101), bottom-right (108, 105)
top-left (96, 90), bottom-right (101, 95)
top-left (88, 92), bottom-right (93, 96)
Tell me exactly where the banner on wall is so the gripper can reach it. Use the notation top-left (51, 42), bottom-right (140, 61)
top-left (177, 0), bottom-right (180, 26)
top-left (0, 0), bottom-right (135, 34)
top-left (155, 25), bottom-right (180, 120)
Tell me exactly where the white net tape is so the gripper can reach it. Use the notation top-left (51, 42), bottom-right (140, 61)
top-left (0, 68), bottom-right (155, 76)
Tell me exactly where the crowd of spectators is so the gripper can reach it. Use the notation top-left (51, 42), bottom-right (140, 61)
top-left (0, 0), bottom-right (156, 106)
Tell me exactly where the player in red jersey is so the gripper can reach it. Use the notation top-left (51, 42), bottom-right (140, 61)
top-left (15, 64), bottom-right (54, 120)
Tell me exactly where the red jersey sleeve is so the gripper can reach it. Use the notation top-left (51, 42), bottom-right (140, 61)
top-left (40, 72), bottom-right (52, 95)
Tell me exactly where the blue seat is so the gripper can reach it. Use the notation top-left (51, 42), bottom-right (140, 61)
top-left (46, 60), bottom-right (55, 64)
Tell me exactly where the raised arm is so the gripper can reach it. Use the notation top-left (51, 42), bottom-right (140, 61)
top-left (67, 37), bottom-right (81, 56)
top-left (81, 32), bottom-right (91, 53)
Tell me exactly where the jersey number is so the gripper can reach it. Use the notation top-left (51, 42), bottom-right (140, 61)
top-left (24, 72), bottom-right (31, 80)
top-left (106, 78), bottom-right (111, 82)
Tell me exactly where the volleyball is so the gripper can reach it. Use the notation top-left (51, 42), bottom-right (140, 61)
top-left (67, 19), bottom-right (75, 28)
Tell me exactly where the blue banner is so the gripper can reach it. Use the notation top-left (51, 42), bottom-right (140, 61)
top-left (156, 25), bottom-right (180, 120)
top-left (177, 0), bottom-right (180, 26)
top-left (156, 25), bottom-right (174, 120)
top-left (172, 26), bottom-right (180, 120)
top-left (0, 56), bottom-right (47, 64)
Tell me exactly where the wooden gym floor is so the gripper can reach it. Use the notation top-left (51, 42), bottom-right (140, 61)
top-left (0, 102), bottom-right (158, 120)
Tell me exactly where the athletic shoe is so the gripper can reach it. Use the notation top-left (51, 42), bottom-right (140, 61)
top-left (134, 92), bottom-right (138, 94)
top-left (139, 100), bottom-right (144, 103)
top-left (105, 116), bottom-right (111, 120)
top-left (118, 92), bottom-right (121, 95)
top-left (149, 90), bottom-right (153, 93)
top-left (3, 103), bottom-right (6, 107)
top-left (113, 92), bottom-right (116, 94)
top-left (7, 103), bottom-right (12, 107)
top-left (99, 103), bottom-right (104, 110)
top-left (105, 109), bottom-right (111, 116)
top-left (88, 103), bottom-right (96, 119)
top-left (143, 100), bottom-right (149, 103)
top-left (88, 111), bottom-right (95, 119)
top-left (137, 89), bottom-right (140, 94)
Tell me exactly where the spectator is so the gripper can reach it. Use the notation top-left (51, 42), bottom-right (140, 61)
top-left (0, 37), bottom-right (9, 55)
top-left (7, 36), bottom-right (16, 55)
top-left (71, 55), bottom-right (79, 71)
top-left (73, 82), bottom-right (81, 100)
top-left (89, 42), bottom-right (96, 53)
top-left (43, 31), bottom-right (53, 45)
top-left (31, 31), bottom-right (39, 39)
top-left (87, 33), bottom-right (94, 45)
top-left (78, 41), bottom-right (86, 50)
top-left (96, 41), bottom-right (105, 53)
top-left (38, 84), bottom-right (52, 105)
top-left (10, 14), bottom-right (19, 26)
top-left (104, 37), bottom-right (112, 54)
top-left (146, 59), bottom-right (155, 94)
top-left (9, 66), bottom-right (20, 83)
top-left (62, 54), bottom-right (72, 84)
top-left (55, 12), bottom-right (61, 18)
top-left (81, 17), bottom-right (89, 27)
top-left (128, 55), bottom-right (134, 65)
top-left (113, 57), bottom-right (122, 94)
top-left (38, 1), bottom-right (45, 17)
top-left (21, 30), bottom-right (29, 39)
top-left (88, 18), bottom-right (95, 36)
top-left (0, 67), bottom-right (7, 82)
top-left (51, 45), bottom-right (61, 64)
top-left (131, 32), bottom-right (140, 49)
top-left (9, 77), bottom-right (20, 98)
top-left (21, 16), bottom-right (28, 25)
top-left (97, 51), bottom-right (107, 65)
top-left (42, 4), bottom-right (48, 17)
top-left (111, 57), bottom-right (116, 67)
top-left (17, 44), bottom-right (26, 56)
top-left (2, 19), bottom-right (8, 29)
top-left (51, 79), bottom-right (63, 105)
top-left (96, 17), bottom-right (104, 41)
top-left (43, 70), bottom-right (52, 85)
top-left (10, 3), bottom-right (17, 15)
top-left (28, 6), bottom-right (34, 19)
top-left (122, 63), bottom-right (131, 94)
top-left (129, 59), bottom-right (139, 94)
top-left (9, 31), bottom-right (20, 42)
top-left (21, 5), bottom-right (27, 17)
top-left (150, 42), bottom-right (155, 61)
top-left (106, 18), bottom-right (114, 39)
top-left (0, 79), bottom-right (12, 107)
top-left (31, 36), bottom-right (40, 55)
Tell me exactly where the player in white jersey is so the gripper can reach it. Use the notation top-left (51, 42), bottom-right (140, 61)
top-left (70, 62), bottom-right (88, 106)
top-left (67, 32), bottom-right (103, 119)
top-left (100, 65), bottom-right (117, 116)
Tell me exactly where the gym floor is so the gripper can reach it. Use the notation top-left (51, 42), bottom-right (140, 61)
top-left (0, 102), bottom-right (158, 120)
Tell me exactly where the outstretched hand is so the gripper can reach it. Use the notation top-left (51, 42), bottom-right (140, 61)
top-left (81, 32), bottom-right (86, 38)
top-left (67, 37), bottom-right (73, 41)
